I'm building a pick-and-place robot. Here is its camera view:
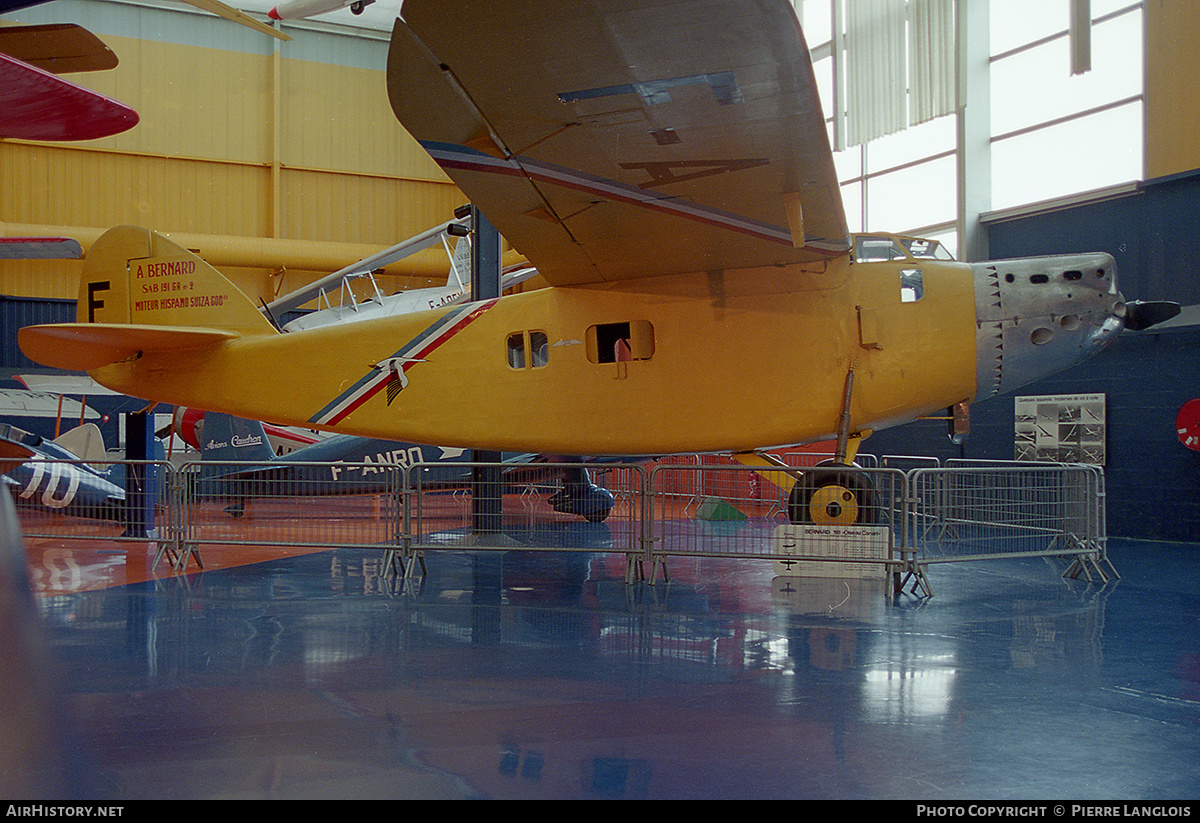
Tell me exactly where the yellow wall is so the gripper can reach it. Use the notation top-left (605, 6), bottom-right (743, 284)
top-left (0, 26), bottom-right (466, 303)
top-left (1145, 1), bottom-right (1200, 179)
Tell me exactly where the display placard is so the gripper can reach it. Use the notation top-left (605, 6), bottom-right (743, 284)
top-left (1014, 393), bottom-right (1106, 464)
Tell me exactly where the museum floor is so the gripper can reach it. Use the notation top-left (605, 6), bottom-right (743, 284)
top-left (14, 532), bottom-right (1200, 800)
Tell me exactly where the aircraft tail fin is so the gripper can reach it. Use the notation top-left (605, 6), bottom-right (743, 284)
top-left (18, 225), bottom-right (277, 372)
top-left (52, 423), bottom-right (107, 463)
top-left (196, 413), bottom-right (278, 463)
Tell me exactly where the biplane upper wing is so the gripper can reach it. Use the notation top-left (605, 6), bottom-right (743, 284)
top-left (0, 23), bottom-right (119, 74)
top-left (387, 0), bottom-right (849, 287)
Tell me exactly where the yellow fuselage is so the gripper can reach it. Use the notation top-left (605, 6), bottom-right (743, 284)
top-left (90, 255), bottom-right (977, 456)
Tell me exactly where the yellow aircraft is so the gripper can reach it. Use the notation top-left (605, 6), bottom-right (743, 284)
top-left (17, 0), bottom-right (1174, 524)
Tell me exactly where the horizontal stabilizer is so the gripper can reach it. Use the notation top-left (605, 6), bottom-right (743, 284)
top-left (18, 323), bottom-right (239, 372)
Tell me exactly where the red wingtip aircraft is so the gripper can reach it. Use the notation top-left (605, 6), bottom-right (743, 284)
top-left (0, 1), bottom-right (288, 255)
top-left (0, 22), bottom-right (137, 142)
top-left (0, 1), bottom-right (290, 141)
top-left (268, 0), bottom-right (374, 21)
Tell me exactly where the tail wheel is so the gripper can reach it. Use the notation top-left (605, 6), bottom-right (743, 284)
top-left (583, 507), bottom-right (612, 523)
top-left (788, 465), bottom-right (876, 525)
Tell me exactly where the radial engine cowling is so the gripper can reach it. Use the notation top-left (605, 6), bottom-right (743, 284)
top-left (972, 253), bottom-right (1124, 400)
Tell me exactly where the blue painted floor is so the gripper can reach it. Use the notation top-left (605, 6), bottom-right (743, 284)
top-left (16, 537), bottom-right (1200, 799)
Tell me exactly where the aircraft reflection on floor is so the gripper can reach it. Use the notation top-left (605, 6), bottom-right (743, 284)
top-left (23, 532), bottom-right (1200, 800)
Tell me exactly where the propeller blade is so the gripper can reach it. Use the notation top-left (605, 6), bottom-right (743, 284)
top-left (1124, 300), bottom-right (1181, 331)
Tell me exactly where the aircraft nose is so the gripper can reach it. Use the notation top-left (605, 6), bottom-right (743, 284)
top-left (972, 252), bottom-right (1124, 400)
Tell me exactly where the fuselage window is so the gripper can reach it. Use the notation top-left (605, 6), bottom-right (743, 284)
top-left (507, 333), bottom-right (525, 369)
top-left (586, 321), bottom-right (655, 364)
top-left (900, 269), bottom-right (924, 302)
top-left (507, 331), bottom-right (549, 370)
top-left (530, 331), bottom-right (549, 368)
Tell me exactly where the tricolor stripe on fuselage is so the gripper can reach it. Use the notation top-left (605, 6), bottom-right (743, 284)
top-left (309, 299), bottom-right (498, 427)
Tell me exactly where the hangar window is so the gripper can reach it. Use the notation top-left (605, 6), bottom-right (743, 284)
top-left (586, 321), bottom-right (655, 364)
top-left (507, 331), bottom-right (549, 370)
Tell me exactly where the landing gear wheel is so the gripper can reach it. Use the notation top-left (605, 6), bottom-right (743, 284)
top-left (583, 507), bottom-right (612, 524)
top-left (788, 464), bottom-right (876, 525)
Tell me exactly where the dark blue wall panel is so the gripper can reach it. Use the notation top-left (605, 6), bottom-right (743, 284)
top-left (0, 295), bottom-right (74, 371)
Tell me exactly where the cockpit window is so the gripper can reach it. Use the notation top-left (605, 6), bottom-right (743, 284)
top-left (903, 238), bottom-right (954, 260)
top-left (855, 236), bottom-right (909, 261)
top-left (854, 235), bottom-right (955, 262)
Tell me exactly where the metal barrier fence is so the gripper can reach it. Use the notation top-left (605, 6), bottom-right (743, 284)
top-left (9, 455), bottom-right (1113, 597)
top-left (637, 463), bottom-right (909, 586)
top-left (905, 462), bottom-right (1113, 596)
top-left (178, 459), bottom-right (406, 571)
top-left (9, 457), bottom-right (178, 543)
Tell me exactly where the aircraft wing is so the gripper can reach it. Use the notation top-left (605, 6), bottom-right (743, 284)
top-left (0, 237), bottom-right (82, 260)
top-left (0, 51), bottom-right (138, 141)
top-left (0, 23), bottom-right (119, 74)
top-left (180, 0), bottom-right (293, 42)
top-left (387, 0), bottom-right (849, 288)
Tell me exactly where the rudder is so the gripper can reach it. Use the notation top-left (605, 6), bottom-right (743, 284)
top-left (196, 413), bottom-right (278, 463)
top-left (80, 225), bottom-right (275, 335)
